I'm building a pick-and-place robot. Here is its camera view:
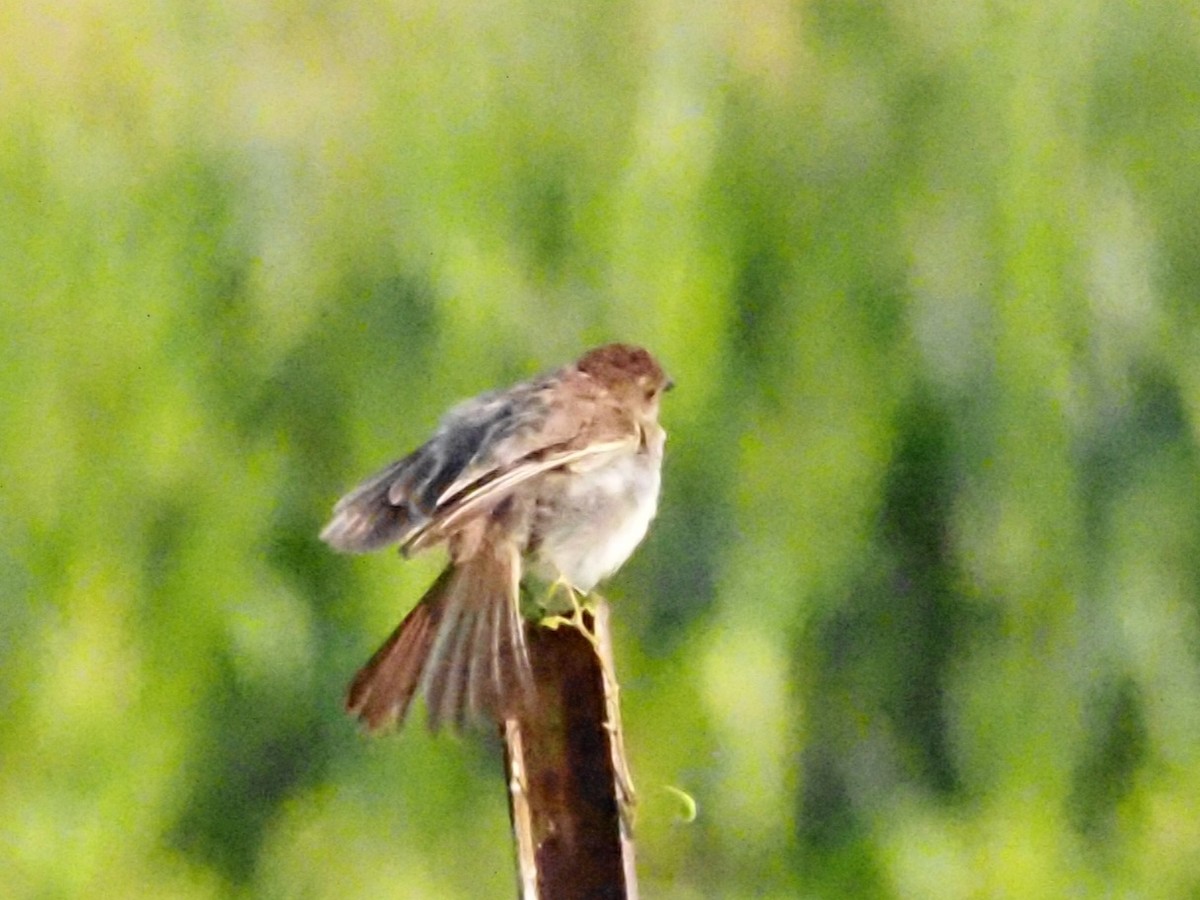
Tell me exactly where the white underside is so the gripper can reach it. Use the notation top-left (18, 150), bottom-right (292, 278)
top-left (534, 450), bottom-right (661, 592)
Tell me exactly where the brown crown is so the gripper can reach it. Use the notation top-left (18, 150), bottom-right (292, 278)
top-left (576, 343), bottom-right (670, 394)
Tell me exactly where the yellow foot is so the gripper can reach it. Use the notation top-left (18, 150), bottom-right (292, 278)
top-left (539, 579), bottom-right (599, 649)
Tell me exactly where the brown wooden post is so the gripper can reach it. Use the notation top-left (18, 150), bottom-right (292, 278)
top-left (503, 599), bottom-right (637, 899)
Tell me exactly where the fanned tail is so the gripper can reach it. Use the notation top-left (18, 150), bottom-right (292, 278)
top-left (345, 543), bottom-right (532, 732)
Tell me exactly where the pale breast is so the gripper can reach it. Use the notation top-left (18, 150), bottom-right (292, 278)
top-left (531, 441), bottom-right (662, 592)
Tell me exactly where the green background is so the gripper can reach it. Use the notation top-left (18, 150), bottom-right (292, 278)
top-left (4, 1), bottom-right (1200, 896)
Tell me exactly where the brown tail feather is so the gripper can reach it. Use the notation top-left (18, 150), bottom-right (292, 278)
top-left (345, 544), bottom-right (530, 732)
top-left (423, 582), bottom-right (474, 729)
top-left (465, 585), bottom-right (504, 718)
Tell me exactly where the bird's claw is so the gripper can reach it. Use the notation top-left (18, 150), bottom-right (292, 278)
top-left (539, 579), bottom-right (600, 649)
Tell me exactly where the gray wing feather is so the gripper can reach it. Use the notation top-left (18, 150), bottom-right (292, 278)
top-left (320, 377), bottom-right (555, 553)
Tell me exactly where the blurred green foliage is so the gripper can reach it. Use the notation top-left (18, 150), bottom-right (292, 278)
top-left (4, 0), bottom-right (1200, 896)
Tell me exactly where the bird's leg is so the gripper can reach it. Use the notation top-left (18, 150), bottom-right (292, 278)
top-left (539, 578), bottom-right (598, 647)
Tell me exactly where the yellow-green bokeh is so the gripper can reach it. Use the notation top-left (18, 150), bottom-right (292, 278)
top-left (4, 0), bottom-right (1200, 896)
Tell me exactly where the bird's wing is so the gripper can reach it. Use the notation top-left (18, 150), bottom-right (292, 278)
top-left (401, 434), bottom-right (636, 556)
top-left (320, 370), bottom-right (637, 555)
top-left (321, 379), bottom-right (552, 552)
top-left (399, 371), bottom-right (641, 554)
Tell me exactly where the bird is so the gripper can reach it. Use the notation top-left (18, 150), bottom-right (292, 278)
top-left (321, 343), bottom-right (671, 732)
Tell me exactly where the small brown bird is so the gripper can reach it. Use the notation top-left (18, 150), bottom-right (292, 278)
top-left (322, 343), bottom-right (671, 732)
